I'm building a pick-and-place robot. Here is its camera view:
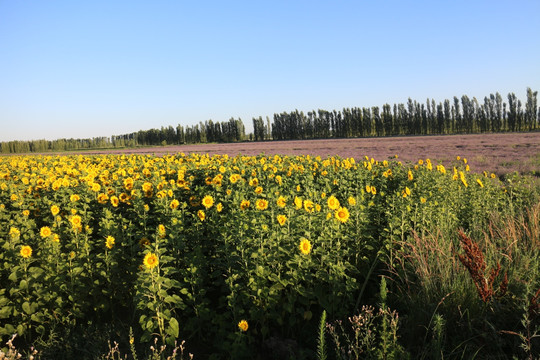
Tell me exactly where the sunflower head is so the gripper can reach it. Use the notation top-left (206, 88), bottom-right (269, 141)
top-left (299, 238), bottom-right (312, 255)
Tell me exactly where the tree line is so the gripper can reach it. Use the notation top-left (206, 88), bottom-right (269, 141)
top-left (1, 88), bottom-right (538, 154)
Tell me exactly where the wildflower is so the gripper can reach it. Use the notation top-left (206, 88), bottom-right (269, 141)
top-left (408, 170), bottom-right (413, 181)
top-left (143, 204), bottom-right (150, 212)
top-left (40, 226), bottom-right (52, 238)
top-left (277, 196), bottom-right (286, 208)
top-left (170, 199), bottom-right (180, 210)
top-left (216, 203), bottom-right (223, 212)
top-left (20, 245), bottom-right (32, 258)
top-left (420, 197), bottom-right (427, 203)
top-left (240, 200), bottom-right (250, 210)
top-left (22, 210), bottom-right (30, 216)
top-left (335, 207), bottom-right (350, 223)
top-left (52, 234), bottom-right (60, 243)
top-left (299, 238), bottom-right (312, 255)
top-left (256, 199), bottom-right (268, 211)
top-left (347, 196), bottom-right (356, 206)
top-left (143, 252), bottom-right (159, 270)
top-left (51, 205), bottom-right (60, 216)
top-left (105, 236), bottom-right (115, 249)
top-left (202, 195), bottom-right (214, 209)
top-left (254, 186), bottom-right (263, 194)
top-left (277, 214), bottom-right (287, 226)
top-left (197, 210), bottom-right (206, 221)
top-left (238, 320), bottom-right (249, 332)
top-left (91, 183), bottom-right (101, 192)
top-left (327, 195), bottom-right (340, 210)
top-left (70, 194), bottom-right (80, 202)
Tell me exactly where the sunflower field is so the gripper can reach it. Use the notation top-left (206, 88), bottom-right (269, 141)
top-left (0, 153), bottom-right (539, 359)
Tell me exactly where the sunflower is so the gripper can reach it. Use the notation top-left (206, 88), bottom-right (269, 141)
top-left (40, 226), bottom-right (52, 238)
top-left (324, 196), bottom-right (338, 211)
top-left (97, 193), bottom-right (109, 204)
top-left (476, 178), bottom-right (484, 188)
top-left (254, 186), bottom-right (263, 194)
top-left (141, 182), bottom-right (152, 192)
top-left (105, 235), bottom-right (115, 249)
top-left (20, 245), bottom-right (32, 258)
top-left (70, 194), bottom-right (80, 202)
top-left (51, 205), bottom-right (60, 216)
top-left (170, 199), bottom-right (180, 210)
top-left (294, 197), bottom-right (302, 210)
top-left (197, 210), bottom-right (206, 221)
top-left (335, 207), bottom-right (350, 223)
top-left (408, 170), bottom-right (414, 181)
top-left (143, 252), bottom-right (158, 270)
top-left (70, 215), bottom-right (82, 228)
top-left (277, 214), bottom-right (287, 226)
top-left (299, 238), bottom-right (311, 255)
top-left (110, 196), bottom-right (119, 207)
top-left (276, 196), bottom-right (286, 208)
top-left (255, 199), bottom-right (268, 211)
top-left (347, 196), bottom-right (356, 206)
top-left (158, 224), bottom-right (166, 238)
top-left (240, 200), bottom-right (250, 210)
top-left (9, 227), bottom-right (20, 239)
top-left (238, 320), bottom-right (249, 332)
top-left (303, 200), bottom-right (314, 213)
top-left (202, 195), bottom-right (214, 209)
top-left (402, 187), bottom-right (411, 198)
top-left (216, 203), bottom-right (223, 212)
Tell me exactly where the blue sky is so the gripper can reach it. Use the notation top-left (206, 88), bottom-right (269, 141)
top-left (1, 0), bottom-right (539, 142)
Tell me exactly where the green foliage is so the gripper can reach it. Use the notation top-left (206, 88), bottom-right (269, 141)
top-left (0, 152), bottom-right (538, 359)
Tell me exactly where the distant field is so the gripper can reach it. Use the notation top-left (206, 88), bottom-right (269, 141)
top-left (77, 132), bottom-right (540, 176)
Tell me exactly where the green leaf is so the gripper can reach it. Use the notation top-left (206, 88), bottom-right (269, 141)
top-left (22, 301), bottom-right (33, 315)
top-left (19, 279), bottom-right (28, 290)
top-left (167, 317), bottom-right (179, 338)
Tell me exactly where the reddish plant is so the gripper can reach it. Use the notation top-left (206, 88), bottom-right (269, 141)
top-left (456, 230), bottom-right (508, 303)
top-left (529, 287), bottom-right (540, 318)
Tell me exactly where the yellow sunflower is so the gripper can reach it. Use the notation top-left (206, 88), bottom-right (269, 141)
top-left (51, 205), bottom-right (60, 216)
top-left (327, 195), bottom-right (340, 210)
top-left (202, 195), bottom-right (214, 209)
top-left (299, 238), bottom-right (312, 255)
top-left (255, 199), bottom-right (268, 211)
top-left (40, 226), bottom-right (52, 238)
top-left (335, 207), bottom-right (350, 223)
top-left (238, 320), bottom-right (249, 332)
top-left (105, 235), bottom-right (115, 249)
top-left (20, 245), bottom-right (32, 258)
top-left (143, 252), bottom-right (158, 270)
top-left (170, 199), bottom-right (180, 210)
top-left (197, 210), bottom-right (206, 221)
top-left (277, 214), bottom-right (287, 226)
top-left (240, 200), bottom-right (250, 210)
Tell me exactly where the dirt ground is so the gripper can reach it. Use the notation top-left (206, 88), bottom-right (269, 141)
top-left (60, 132), bottom-right (540, 175)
